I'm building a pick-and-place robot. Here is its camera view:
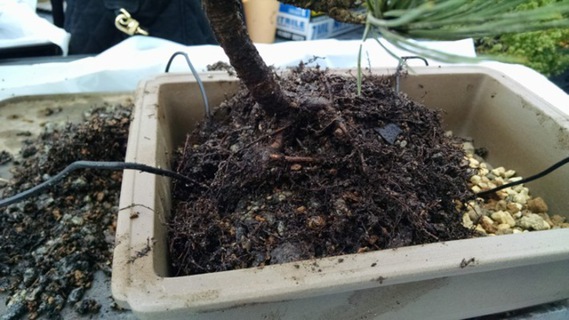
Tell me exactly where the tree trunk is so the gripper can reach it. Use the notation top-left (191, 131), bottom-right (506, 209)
top-left (202, 0), bottom-right (290, 117)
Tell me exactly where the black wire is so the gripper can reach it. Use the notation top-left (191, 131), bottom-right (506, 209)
top-left (164, 51), bottom-right (211, 117)
top-left (475, 155), bottom-right (569, 198)
top-left (0, 161), bottom-right (206, 208)
top-left (2, 156), bottom-right (567, 209)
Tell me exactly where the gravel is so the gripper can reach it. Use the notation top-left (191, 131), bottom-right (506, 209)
top-left (0, 102), bottom-right (132, 319)
top-left (461, 141), bottom-right (569, 235)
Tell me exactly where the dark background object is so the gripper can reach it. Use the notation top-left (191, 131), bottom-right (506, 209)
top-left (63, 0), bottom-right (217, 54)
top-left (0, 42), bottom-right (62, 60)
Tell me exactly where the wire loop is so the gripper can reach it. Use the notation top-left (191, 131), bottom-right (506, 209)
top-left (164, 51), bottom-right (211, 117)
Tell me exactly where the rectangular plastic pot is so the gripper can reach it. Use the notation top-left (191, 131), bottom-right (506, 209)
top-left (112, 67), bottom-right (569, 319)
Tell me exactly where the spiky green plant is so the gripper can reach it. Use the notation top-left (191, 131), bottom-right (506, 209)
top-left (354, 0), bottom-right (569, 91)
top-left (362, 0), bottom-right (569, 60)
top-left (475, 0), bottom-right (569, 76)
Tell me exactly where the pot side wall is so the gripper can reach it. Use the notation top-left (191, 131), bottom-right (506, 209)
top-left (113, 67), bottom-right (569, 319)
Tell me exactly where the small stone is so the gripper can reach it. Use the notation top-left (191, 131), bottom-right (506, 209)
top-left (514, 186), bottom-right (527, 194)
top-left (295, 206), bottom-right (306, 214)
top-left (494, 200), bottom-right (508, 211)
top-left (504, 169), bottom-right (516, 178)
top-left (242, 239), bottom-right (252, 251)
top-left (482, 200), bottom-right (496, 211)
top-left (463, 142), bottom-right (475, 155)
top-left (277, 221), bottom-right (286, 236)
top-left (475, 224), bottom-right (487, 235)
top-left (470, 175), bottom-right (482, 185)
top-left (513, 193), bottom-right (529, 205)
top-left (71, 177), bottom-right (88, 190)
top-left (68, 287), bottom-right (84, 303)
top-left (307, 215), bottom-right (326, 229)
top-left (468, 209), bottom-right (482, 221)
top-left (496, 223), bottom-right (511, 231)
top-left (526, 197), bottom-right (548, 213)
top-left (290, 164), bottom-right (302, 171)
top-left (491, 211), bottom-right (516, 227)
top-left (333, 198), bottom-right (351, 216)
top-left (506, 202), bottom-right (522, 214)
top-left (71, 216), bottom-right (84, 226)
top-left (25, 286), bottom-right (43, 301)
top-left (493, 176), bottom-right (505, 186)
top-left (508, 176), bottom-right (523, 183)
top-left (480, 216), bottom-right (497, 233)
top-left (462, 213), bottom-right (473, 228)
top-left (479, 168), bottom-right (490, 176)
top-left (270, 242), bottom-right (302, 264)
top-left (52, 295), bottom-right (65, 311)
top-left (469, 158), bottom-right (480, 168)
top-left (22, 268), bottom-right (37, 286)
top-left (471, 185), bottom-right (481, 193)
top-left (495, 226), bottom-right (513, 235)
top-left (491, 167), bottom-right (506, 177)
top-left (74, 269), bottom-right (85, 282)
top-left (551, 215), bottom-right (567, 226)
top-left (538, 213), bottom-right (554, 227)
top-left (519, 213), bottom-right (551, 231)
top-left (496, 190), bottom-right (509, 200)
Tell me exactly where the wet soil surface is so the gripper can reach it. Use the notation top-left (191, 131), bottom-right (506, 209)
top-left (169, 66), bottom-right (473, 276)
top-left (0, 104), bottom-right (132, 319)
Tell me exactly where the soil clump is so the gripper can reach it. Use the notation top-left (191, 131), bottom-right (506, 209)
top-left (169, 66), bottom-right (473, 276)
top-left (0, 104), bottom-right (131, 319)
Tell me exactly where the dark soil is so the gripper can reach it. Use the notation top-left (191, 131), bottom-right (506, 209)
top-left (169, 66), bottom-right (473, 276)
top-left (0, 104), bottom-right (131, 319)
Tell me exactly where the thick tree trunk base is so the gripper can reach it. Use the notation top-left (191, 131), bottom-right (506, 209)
top-left (203, 0), bottom-right (290, 117)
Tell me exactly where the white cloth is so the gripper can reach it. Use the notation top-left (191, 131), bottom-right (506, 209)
top-left (0, 36), bottom-right (475, 99)
top-left (0, 36), bottom-right (567, 115)
top-left (0, 0), bottom-right (70, 55)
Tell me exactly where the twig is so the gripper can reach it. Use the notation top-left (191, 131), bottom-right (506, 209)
top-left (241, 125), bottom-right (291, 150)
top-left (269, 154), bottom-right (319, 163)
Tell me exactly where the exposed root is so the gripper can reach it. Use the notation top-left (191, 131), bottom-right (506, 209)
top-left (269, 154), bottom-right (319, 162)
